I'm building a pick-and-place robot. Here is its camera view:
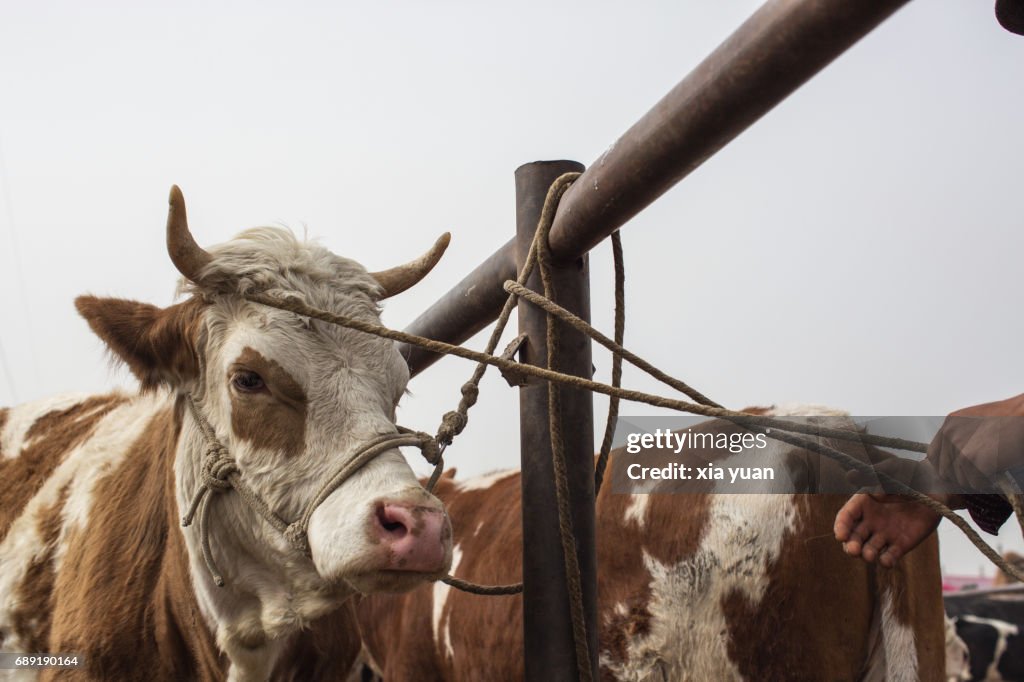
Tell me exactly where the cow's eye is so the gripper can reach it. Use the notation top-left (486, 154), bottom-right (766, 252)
top-left (232, 371), bottom-right (266, 393)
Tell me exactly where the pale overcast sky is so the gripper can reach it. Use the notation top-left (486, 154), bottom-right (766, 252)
top-left (2, 0), bottom-right (1022, 575)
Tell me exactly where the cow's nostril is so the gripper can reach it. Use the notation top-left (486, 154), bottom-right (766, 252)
top-left (371, 501), bottom-right (449, 573)
top-left (376, 504), bottom-right (409, 538)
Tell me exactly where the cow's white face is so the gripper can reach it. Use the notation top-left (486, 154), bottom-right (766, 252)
top-left (187, 235), bottom-right (451, 593)
top-left (77, 206), bottom-right (453, 608)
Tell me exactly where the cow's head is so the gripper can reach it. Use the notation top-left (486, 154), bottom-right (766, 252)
top-left (75, 187), bottom-right (452, 603)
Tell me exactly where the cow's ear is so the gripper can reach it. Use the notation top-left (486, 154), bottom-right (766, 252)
top-left (75, 296), bottom-right (206, 390)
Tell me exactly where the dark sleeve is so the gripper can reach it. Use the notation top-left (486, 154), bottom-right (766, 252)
top-left (964, 494), bottom-right (1013, 534)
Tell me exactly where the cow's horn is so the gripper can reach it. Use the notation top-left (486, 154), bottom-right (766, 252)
top-left (166, 185), bottom-right (213, 283)
top-left (369, 232), bottom-right (450, 299)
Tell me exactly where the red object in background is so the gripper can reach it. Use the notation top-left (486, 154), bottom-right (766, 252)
top-left (943, 575), bottom-right (995, 593)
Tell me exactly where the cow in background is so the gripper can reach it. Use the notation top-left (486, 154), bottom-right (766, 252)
top-left (355, 406), bottom-right (946, 680)
top-left (946, 587), bottom-right (1024, 682)
top-left (0, 188), bottom-right (452, 680)
top-left (946, 614), bottom-right (972, 682)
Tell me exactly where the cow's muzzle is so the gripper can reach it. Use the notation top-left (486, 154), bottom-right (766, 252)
top-left (373, 502), bottom-right (451, 573)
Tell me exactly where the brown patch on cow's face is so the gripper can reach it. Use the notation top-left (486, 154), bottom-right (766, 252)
top-left (0, 394), bottom-right (126, 543)
top-left (75, 296), bottom-right (207, 390)
top-left (228, 347), bottom-right (307, 459)
top-left (11, 484), bottom-right (69, 653)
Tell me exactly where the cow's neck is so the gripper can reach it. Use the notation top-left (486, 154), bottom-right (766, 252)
top-left (171, 395), bottom-right (352, 680)
top-left (93, 395), bottom-right (228, 679)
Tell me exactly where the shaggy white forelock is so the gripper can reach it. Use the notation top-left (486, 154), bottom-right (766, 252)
top-left (178, 226), bottom-right (405, 394)
top-left (178, 226), bottom-right (383, 317)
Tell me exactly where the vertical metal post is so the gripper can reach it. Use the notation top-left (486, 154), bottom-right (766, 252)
top-left (514, 160), bottom-right (597, 681)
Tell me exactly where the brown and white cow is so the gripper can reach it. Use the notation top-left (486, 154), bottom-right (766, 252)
top-left (355, 407), bottom-right (946, 681)
top-left (0, 187), bottom-right (453, 680)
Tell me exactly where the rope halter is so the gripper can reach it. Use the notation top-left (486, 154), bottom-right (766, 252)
top-left (180, 395), bottom-right (437, 587)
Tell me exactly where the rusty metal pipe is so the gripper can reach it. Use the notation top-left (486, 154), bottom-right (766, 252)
top-left (399, 241), bottom-right (516, 373)
top-left (514, 160), bottom-right (597, 681)
top-left (547, 0), bottom-right (910, 261)
top-left (401, 0), bottom-right (909, 376)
